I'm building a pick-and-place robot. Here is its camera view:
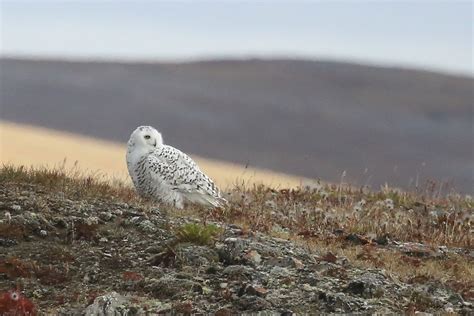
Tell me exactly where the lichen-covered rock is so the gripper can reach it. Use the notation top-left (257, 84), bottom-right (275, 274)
top-left (145, 275), bottom-right (202, 298)
top-left (84, 292), bottom-right (141, 316)
top-left (137, 219), bottom-right (157, 234)
top-left (223, 265), bottom-right (256, 281)
top-left (175, 244), bottom-right (219, 267)
top-left (345, 272), bottom-right (385, 298)
top-left (216, 237), bottom-right (249, 265)
top-left (235, 295), bottom-right (272, 311)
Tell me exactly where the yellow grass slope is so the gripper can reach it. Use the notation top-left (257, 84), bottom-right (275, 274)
top-left (0, 121), bottom-right (304, 188)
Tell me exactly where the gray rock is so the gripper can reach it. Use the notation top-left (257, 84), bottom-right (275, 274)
top-left (223, 265), bottom-right (255, 281)
top-left (99, 211), bottom-right (113, 221)
top-left (137, 219), bottom-right (157, 233)
top-left (145, 275), bottom-right (202, 298)
top-left (175, 244), bottom-right (219, 266)
top-left (84, 292), bottom-right (141, 316)
top-left (243, 250), bottom-right (262, 266)
top-left (345, 272), bottom-right (385, 298)
top-left (0, 238), bottom-right (17, 247)
top-left (235, 295), bottom-right (272, 311)
top-left (270, 266), bottom-right (292, 278)
top-left (217, 237), bottom-right (249, 265)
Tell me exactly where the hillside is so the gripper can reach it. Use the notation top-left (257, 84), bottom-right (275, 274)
top-left (0, 166), bottom-right (472, 314)
top-left (1, 58), bottom-right (472, 192)
top-left (0, 121), bottom-right (304, 188)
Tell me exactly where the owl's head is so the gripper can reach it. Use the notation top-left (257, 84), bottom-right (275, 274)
top-left (128, 126), bottom-right (163, 150)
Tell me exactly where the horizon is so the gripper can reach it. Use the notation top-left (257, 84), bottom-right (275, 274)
top-left (1, 1), bottom-right (472, 76)
top-left (1, 55), bottom-right (472, 79)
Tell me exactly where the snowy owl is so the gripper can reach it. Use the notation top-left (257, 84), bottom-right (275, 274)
top-left (126, 126), bottom-right (227, 209)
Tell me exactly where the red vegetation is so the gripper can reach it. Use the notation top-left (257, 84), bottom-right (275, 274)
top-left (0, 290), bottom-right (36, 316)
top-left (122, 271), bottom-right (143, 282)
top-left (0, 258), bottom-right (68, 285)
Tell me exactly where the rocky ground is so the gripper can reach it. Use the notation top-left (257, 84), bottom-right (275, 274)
top-left (0, 167), bottom-right (472, 315)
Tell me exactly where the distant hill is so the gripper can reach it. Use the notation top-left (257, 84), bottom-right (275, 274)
top-left (1, 58), bottom-right (472, 192)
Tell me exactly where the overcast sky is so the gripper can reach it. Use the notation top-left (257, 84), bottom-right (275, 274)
top-left (1, 1), bottom-right (472, 75)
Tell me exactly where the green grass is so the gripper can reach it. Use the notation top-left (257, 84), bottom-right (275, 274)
top-left (175, 223), bottom-right (222, 246)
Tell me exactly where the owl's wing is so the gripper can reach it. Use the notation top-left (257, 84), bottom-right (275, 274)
top-left (146, 146), bottom-right (226, 207)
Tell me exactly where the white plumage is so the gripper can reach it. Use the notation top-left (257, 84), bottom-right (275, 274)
top-left (126, 126), bottom-right (227, 209)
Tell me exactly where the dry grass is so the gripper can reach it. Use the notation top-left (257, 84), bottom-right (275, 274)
top-left (0, 163), bottom-right (136, 202)
top-left (209, 182), bottom-right (472, 248)
top-left (2, 164), bottom-right (471, 248)
top-left (303, 238), bottom-right (473, 301)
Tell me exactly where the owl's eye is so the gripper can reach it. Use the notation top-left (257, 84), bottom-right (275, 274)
top-left (144, 135), bottom-right (151, 140)
top-left (10, 292), bottom-right (19, 301)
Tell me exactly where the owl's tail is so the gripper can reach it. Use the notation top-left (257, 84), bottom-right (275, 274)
top-left (186, 192), bottom-right (228, 209)
top-left (202, 194), bottom-right (228, 209)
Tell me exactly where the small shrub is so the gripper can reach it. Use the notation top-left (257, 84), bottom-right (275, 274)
top-left (175, 223), bottom-right (221, 246)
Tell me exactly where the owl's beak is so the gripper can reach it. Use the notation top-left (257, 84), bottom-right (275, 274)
top-left (153, 140), bottom-right (157, 147)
